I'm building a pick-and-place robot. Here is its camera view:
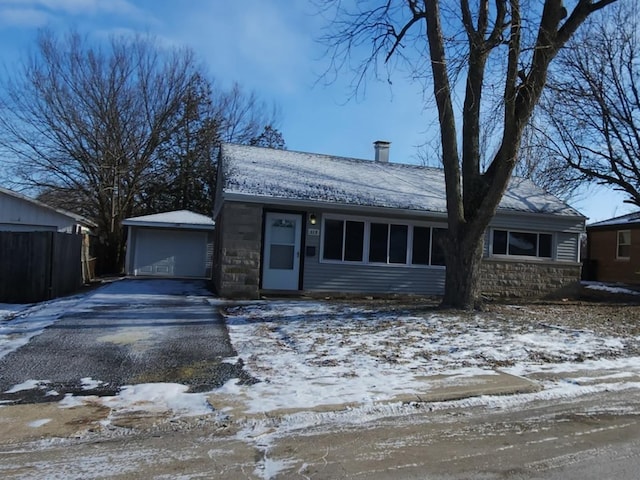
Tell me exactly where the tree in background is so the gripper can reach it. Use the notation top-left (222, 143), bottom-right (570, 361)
top-left (0, 30), bottom-right (283, 273)
top-left (319, 0), bottom-right (616, 308)
top-left (538, 1), bottom-right (640, 207)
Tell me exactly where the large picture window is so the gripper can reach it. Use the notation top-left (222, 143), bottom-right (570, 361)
top-left (617, 230), bottom-right (631, 259)
top-left (491, 229), bottom-right (553, 258)
top-left (322, 216), bottom-right (446, 267)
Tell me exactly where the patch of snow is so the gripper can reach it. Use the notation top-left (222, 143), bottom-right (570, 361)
top-left (5, 379), bottom-right (50, 393)
top-left (28, 418), bottom-right (52, 428)
top-left (217, 301), bottom-right (633, 415)
top-left (582, 281), bottom-right (640, 295)
top-left (80, 377), bottom-right (105, 390)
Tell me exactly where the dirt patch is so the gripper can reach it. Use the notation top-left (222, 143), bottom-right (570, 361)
top-left (0, 402), bottom-right (110, 445)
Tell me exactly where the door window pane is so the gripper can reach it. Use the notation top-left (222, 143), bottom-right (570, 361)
top-left (412, 226), bottom-right (431, 265)
top-left (508, 232), bottom-right (536, 256)
top-left (389, 224), bottom-right (408, 263)
top-left (431, 228), bottom-right (447, 266)
top-left (344, 221), bottom-right (365, 261)
top-left (323, 219), bottom-right (344, 260)
top-left (369, 223), bottom-right (388, 262)
top-left (271, 219), bottom-right (295, 244)
top-left (269, 245), bottom-right (294, 269)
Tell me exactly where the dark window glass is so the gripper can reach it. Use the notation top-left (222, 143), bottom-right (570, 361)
top-left (412, 226), bottom-right (431, 265)
top-left (431, 228), bottom-right (447, 266)
top-left (344, 221), bottom-right (365, 261)
top-left (369, 223), bottom-right (388, 262)
top-left (539, 234), bottom-right (552, 258)
top-left (389, 224), bottom-right (408, 263)
top-left (508, 231), bottom-right (537, 256)
top-left (493, 230), bottom-right (507, 255)
top-left (323, 219), bottom-right (344, 260)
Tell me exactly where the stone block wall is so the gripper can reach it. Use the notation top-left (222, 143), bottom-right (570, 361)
top-left (213, 201), bottom-right (263, 298)
top-left (479, 259), bottom-right (582, 298)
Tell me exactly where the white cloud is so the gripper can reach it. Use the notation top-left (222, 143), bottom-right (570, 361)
top-left (170, 1), bottom-right (316, 95)
top-left (0, 7), bottom-right (51, 27)
top-left (0, 0), bottom-right (144, 21)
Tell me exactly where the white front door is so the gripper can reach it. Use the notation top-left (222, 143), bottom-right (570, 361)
top-left (262, 212), bottom-right (302, 290)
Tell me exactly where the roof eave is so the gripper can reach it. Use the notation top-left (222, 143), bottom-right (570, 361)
top-left (122, 220), bottom-right (215, 230)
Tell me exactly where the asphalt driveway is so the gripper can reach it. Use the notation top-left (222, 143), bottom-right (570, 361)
top-left (0, 279), bottom-right (252, 404)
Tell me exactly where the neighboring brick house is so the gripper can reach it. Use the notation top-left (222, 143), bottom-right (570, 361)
top-left (586, 212), bottom-right (640, 284)
top-left (212, 142), bottom-right (585, 299)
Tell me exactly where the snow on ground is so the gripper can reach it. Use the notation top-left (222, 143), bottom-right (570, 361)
top-left (216, 300), bottom-right (638, 414)
top-left (582, 281), bottom-right (640, 295)
top-left (3, 284), bottom-right (640, 438)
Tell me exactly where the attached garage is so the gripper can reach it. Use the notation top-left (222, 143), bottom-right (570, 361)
top-left (123, 210), bottom-right (215, 279)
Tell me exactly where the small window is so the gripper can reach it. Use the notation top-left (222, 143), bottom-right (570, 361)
top-left (617, 230), bottom-right (631, 259)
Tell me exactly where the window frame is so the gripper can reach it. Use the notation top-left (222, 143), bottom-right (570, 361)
top-left (319, 214), bottom-right (447, 268)
top-left (490, 229), bottom-right (554, 260)
top-left (617, 230), bottom-right (631, 260)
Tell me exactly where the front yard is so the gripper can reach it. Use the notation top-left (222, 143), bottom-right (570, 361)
top-left (215, 295), bottom-right (640, 414)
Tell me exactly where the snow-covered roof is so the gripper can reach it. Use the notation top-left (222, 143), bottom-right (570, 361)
top-left (0, 186), bottom-right (97, 228)
top-left (122, 210), bottom-right (215, 230)
top-left (587, 211), bottom-right (640, 229)
top-left (220, 144), bottom-right (582, 218)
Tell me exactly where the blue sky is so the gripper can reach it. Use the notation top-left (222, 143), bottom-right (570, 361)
top-left (0, 0), bottom-right (634, 223)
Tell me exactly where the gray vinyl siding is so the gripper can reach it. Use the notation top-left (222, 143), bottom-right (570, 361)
top-left (556, 232), bottom-right (580, 262)
top-left (490, 212), bottom-right (584, 234)
top-left (303, 261), bottom-right (445, 295)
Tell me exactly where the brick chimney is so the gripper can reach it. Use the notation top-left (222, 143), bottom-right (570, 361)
top-left (374, 140), bottom-right (390, 163)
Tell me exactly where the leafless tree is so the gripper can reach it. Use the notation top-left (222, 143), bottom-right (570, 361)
top-left (540, 1), bottom-right (640, 207)
top-left (0, 30), bottom-right (283, 273)
top-left (318, 0), bottom-right (616, 308)
top-left (515, 115), bottom-right (583, 200)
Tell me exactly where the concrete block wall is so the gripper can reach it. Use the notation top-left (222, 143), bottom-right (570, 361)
top-left (479, 259), bottom-right (582, 298)
top-left (214, 202), bottom-right (263, 298)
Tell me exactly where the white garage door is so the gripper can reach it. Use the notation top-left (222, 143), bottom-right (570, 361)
top-left (133, 228), bottom-right (208, 278)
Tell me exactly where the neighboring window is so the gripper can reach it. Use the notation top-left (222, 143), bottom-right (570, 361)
top-left (322, 219), bottom-right (365, 262)
top-left (368, 223), bottom-right (408, 263)
top-left (322, 216), bottom-right (446, 267)
top-left (492, 230), bottom-right (553, 258)
top-left (617, 230), bottom-right (631, 259)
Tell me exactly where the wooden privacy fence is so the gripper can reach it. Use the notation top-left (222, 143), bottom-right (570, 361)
top-left (0, 231), bottom-right (82, 303)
